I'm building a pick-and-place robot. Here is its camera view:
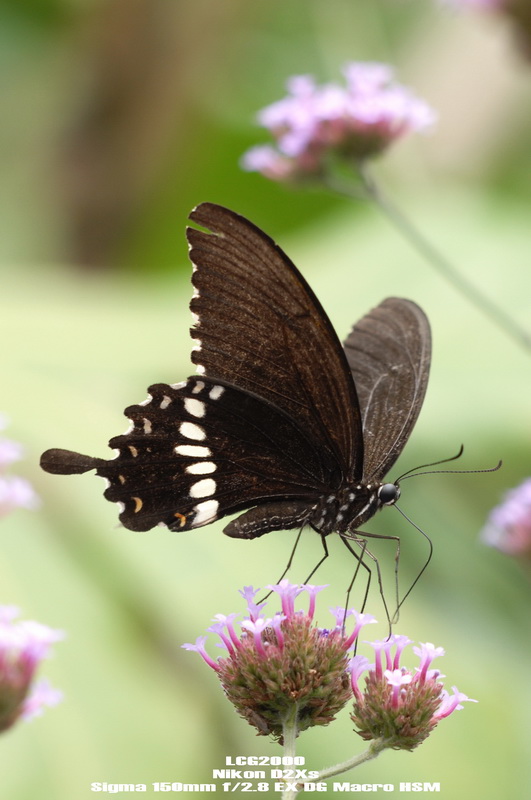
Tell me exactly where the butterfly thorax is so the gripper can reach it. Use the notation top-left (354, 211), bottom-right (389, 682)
top-left (309, 482), bottom-right (383, 536)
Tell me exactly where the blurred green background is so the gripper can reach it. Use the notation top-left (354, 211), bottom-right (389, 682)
top-left (1, 0), bottom-right (531, 798)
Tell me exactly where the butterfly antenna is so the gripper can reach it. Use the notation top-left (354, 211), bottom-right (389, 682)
top-left (395, 445), bottom-right (464, 482)
top-left (391, 504), bottom-right (433, 623)
top-left (397, 446), bottom-right (502, 483)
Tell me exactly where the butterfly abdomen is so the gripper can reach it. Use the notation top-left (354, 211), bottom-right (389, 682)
top-left (223, 500), bottom-right (312, 539)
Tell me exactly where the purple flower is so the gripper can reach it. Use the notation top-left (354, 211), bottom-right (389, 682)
top-left (238, 586), bottom-right (266, 621)
top-left (0, 416), bottom-right (39, 518)
top-left (480, 478), bottom-right (531, 557)
top-left (0, 476), bottom-right (40, 518)
top-left (241, 62), bottom-right (436, 182)
top-left (182, 581), bottom-right (369, 741)
top-left (0, 439), bottom-right (24, 470)
top-left (351, 635), bottom-right (476, 750)
top-left (0, 607), bottom-right (64, 733)
top-left (264, 578), bottom-right (304, 617)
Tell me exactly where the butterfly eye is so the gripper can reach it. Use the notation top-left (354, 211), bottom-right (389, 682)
top-left (378, 483), bottom-right (400, 505)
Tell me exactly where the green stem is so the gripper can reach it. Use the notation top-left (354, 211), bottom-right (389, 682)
top-left (293, 738), bottom-right (387, 794)
top-left (281, 705), bottom-right (300, 800)
top-left (312, 738), bottom-right (386, 783)
top-left (324, 166), bottom-right (531, 353)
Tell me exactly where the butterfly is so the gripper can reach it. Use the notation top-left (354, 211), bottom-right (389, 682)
top-left (40, 202), bottom-right (431, 545)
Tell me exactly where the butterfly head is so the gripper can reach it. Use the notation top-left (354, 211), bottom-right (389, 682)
top-left (377, 482), bottom-right (401, 506)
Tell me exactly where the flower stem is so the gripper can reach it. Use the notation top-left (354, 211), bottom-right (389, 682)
top-left (293, 739), bottom-right (387, 794)
top-left (325, 166), bottom-right (531, 353)
top-left (281, 705), bottom-right (300, 800)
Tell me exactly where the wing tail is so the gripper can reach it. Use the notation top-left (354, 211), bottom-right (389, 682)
top-left (40, 448), bottom-right (102, 475)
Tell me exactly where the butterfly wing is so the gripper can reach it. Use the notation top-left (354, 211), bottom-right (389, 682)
top-left (100, 377), bottom-right (341, 532)
top-left (187, 203), bottom-right (363, 478)
top-left (342, 297), bottom-right (431, 482)
top-left (42, 204), bottom-right (366, 533)
top-left (41, 375), bottom-right (343, 533)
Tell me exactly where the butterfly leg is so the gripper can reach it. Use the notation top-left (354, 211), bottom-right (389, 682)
top-left (354, 529), bottom-right (401, 625)
top-left (256, 525), bottom-right (306, 604)
top-left (257, 528), bottom-right (333, 605)
top-left (339, 535), bottom-right (371, 622)
top-left (341, 529), bottom-right (401, 635)
top-left (301, 533), bottom-right (330, 585)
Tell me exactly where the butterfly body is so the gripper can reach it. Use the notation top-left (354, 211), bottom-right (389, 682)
top-left (310, 485), bottom-right (379, 536)
top-left (41, 203), bottom-right (431, 544)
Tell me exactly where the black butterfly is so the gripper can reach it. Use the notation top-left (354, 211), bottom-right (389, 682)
top-left (41, 203), bottom-right (431, 546)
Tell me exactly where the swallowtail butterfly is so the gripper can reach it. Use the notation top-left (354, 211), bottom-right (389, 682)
top-left (41, 203), bottom-right (431, 544)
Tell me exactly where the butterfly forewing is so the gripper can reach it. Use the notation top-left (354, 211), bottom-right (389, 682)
top-left (342, 297), bottom-right (431, 483)
top-left (187, 203), bottom-right (364, 479)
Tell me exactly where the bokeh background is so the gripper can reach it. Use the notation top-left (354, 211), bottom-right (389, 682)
top-left (2, 1), bottom-right (531, 798)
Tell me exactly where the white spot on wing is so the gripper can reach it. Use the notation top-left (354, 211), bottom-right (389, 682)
top-left (186, 461), bottom-right (216, 475)
top-left (193, 499), bottom-right (219, 525)
top-left (179, 422), bottom-right (206, 441)
top-left (192, 381), bottom-right (205, 394)
top-left (190, 478), bottom-right (216, 498)
top-left (160, 396), bottom-right (172, 409)
top-left (175, 444), bottom-right (211, 457)
top-left (209, 385), bottom-right (225, 400)
top-left (143, 418), bottom-right (152, 434)
top-left (184, 398), bottom-right (206, 418)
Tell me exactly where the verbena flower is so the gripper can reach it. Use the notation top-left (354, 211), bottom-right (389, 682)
top-left (241, 62), bottom-right (436, 182)
top-left (0, 607), bottom-right (64, 733)
top-left (182, 580), bottom-right (376, 742)
top-left (350, 636), bottom-right (476, 751)
top-left (0, 416), bottom-right (39, 518)
top-left (480, 478), bottom-right (531, 557)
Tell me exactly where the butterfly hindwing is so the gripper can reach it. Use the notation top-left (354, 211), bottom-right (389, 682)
top-left (98, 376), bottom-right (337, 532)
top-left (342, 297), bottom-right (431, 483)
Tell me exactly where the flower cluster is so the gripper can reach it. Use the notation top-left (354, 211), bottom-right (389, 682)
top-left (241, 62), bottom-right (436, 182)
top-left (183, 581), bottom-right (376, 741)
top-left (184, 582), bottom-right (475, 753)
top-left (0, 606), bottom-right (64, 732)
top-left (350, 636), bottom-right (475, 751)
top-left (480, 478), bottom-right (531, 557)
top-left (0, 415), bottom-right (39, 519)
